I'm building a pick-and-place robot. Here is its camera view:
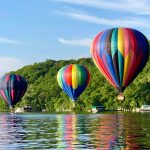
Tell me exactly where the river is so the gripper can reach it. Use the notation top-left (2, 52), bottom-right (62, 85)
top-left (0, 112), bottom-right (150, 150)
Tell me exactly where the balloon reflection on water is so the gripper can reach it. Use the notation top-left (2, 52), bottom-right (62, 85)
top-left (0, 113), bottom-right (149, 149)
top-left (0, 114), bottom-right (25, 149)
top-left (57, 114), bottom-right (77, 150)
top-left (56, 114), bottom-right (127, 149)
top-left (86, 114), bottom-right (126, 150)
top-left (90, 113), bottom-right (150, 150)
top-left (123, 113), bottom-right (150, 150)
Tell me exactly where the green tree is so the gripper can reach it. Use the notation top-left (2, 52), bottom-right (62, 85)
top-left (5, 56), bottom-right (149, 112)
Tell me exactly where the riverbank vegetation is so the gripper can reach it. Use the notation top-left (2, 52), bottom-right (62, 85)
top-left (0, 57), bottom-right (150, 112)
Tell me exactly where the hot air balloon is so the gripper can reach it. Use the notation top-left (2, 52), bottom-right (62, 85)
top-left (91, 28), bottom-right (149, 100)
top-left (57, 64), bottom-right (90, 102)
top-left (0, 74), bottom-right (28, 113)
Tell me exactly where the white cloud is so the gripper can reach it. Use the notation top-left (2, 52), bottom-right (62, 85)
top-left (54, 0), bottom-right (150, 15)
top-left (58, 38), bottom-right (92, 47)
top-left (0, 56), bottom-right (25, 77)
top-left (0, 37), bottom-right (22, 45)
top-left (58, 10), bottom-right (150, 28)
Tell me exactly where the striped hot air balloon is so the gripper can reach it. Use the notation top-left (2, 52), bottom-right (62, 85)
top-left (57, 64), bottom-right (90, 101)
top-left (0, 74), bottom-right (28, 112)
top-left (91, 28), bottom-right (149, 99)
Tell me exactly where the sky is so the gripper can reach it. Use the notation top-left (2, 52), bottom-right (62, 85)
top-left (0, 0), bottom-right (150, 76)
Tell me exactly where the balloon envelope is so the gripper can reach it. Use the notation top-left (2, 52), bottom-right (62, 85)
top-left (0, 74), bottom-right (28, 107)
top-left (91, 28), bottom-right (149, 93)
top-left (57, 64), bottom-right (90, 101)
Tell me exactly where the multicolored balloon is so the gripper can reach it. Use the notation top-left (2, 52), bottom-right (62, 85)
top-left (91, 28), bottom-right (149, 93)
top-left (0, 74), bottom-right (28, 107)
top-left (57, 64), bottom-right (90, 101)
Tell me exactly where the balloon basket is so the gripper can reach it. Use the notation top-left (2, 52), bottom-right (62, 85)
top-left (72, 102), bottom-right (75, 108)
top-left (10, 106), bottom-right (15, 114)
top-left (117, 93), bottom-right (125, 101)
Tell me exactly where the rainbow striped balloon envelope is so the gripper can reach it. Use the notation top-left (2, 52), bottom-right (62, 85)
top-left (91, 28), bottom-right (149, 93)
top-left (0, 74), bottom-right (28, 107)
top-left (57, 64), bottom-right (90, 101)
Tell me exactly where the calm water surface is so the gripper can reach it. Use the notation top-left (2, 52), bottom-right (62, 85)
top-left (0, 112), bottom-right (150, 150)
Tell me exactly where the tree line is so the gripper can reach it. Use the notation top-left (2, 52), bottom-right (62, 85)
top-left (0, 57), bottom-right (150, 112)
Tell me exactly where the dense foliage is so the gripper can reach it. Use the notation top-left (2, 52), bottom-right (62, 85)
top-left (0, 57), bottom-right (150, 112)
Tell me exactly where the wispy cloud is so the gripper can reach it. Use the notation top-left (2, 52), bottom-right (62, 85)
top-left (0, 37), bottom-right (22, 45)
top-left (0, 56), bottom-right (25, 77)
top-left (59, 38), bottom-right (92, 47)
top-left (57, 10), bottom-right (150, 28)
top-left (54, 0), bottom-right (150, 15)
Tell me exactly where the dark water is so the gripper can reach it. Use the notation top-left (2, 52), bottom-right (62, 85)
top-left (0, 113), bottom-right (150, 150)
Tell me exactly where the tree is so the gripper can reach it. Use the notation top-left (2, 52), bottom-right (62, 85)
top-left (5, 56), bottom-right (149, 112)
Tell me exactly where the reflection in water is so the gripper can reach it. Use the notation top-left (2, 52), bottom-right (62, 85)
top-left (93, 114), bottom-right (123, 149)
top-left (0, 113), bottom-right (149, 149)
top-left (56, 114), bottom-right (126, 149)
top-left (124, 113), bottom-right (150, 150)
top-left (57, 114), bottom-right (77, 149)
top-left (84, 114), bottom-right (126, 150)
top-left (64, 114), bottom-right (77, 150)
top-left (0, 114), bottom-right (25, 149)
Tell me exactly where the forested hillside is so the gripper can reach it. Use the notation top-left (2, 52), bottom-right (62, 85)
top-left (0, 57), bottom-right (150, 112)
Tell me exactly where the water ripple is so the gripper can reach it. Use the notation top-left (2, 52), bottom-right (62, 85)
top-left (0, 113), bottom-right (149, 149)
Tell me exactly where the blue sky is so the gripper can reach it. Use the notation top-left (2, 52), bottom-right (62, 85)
top-left (0, 0), bottom-right (150, 76)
